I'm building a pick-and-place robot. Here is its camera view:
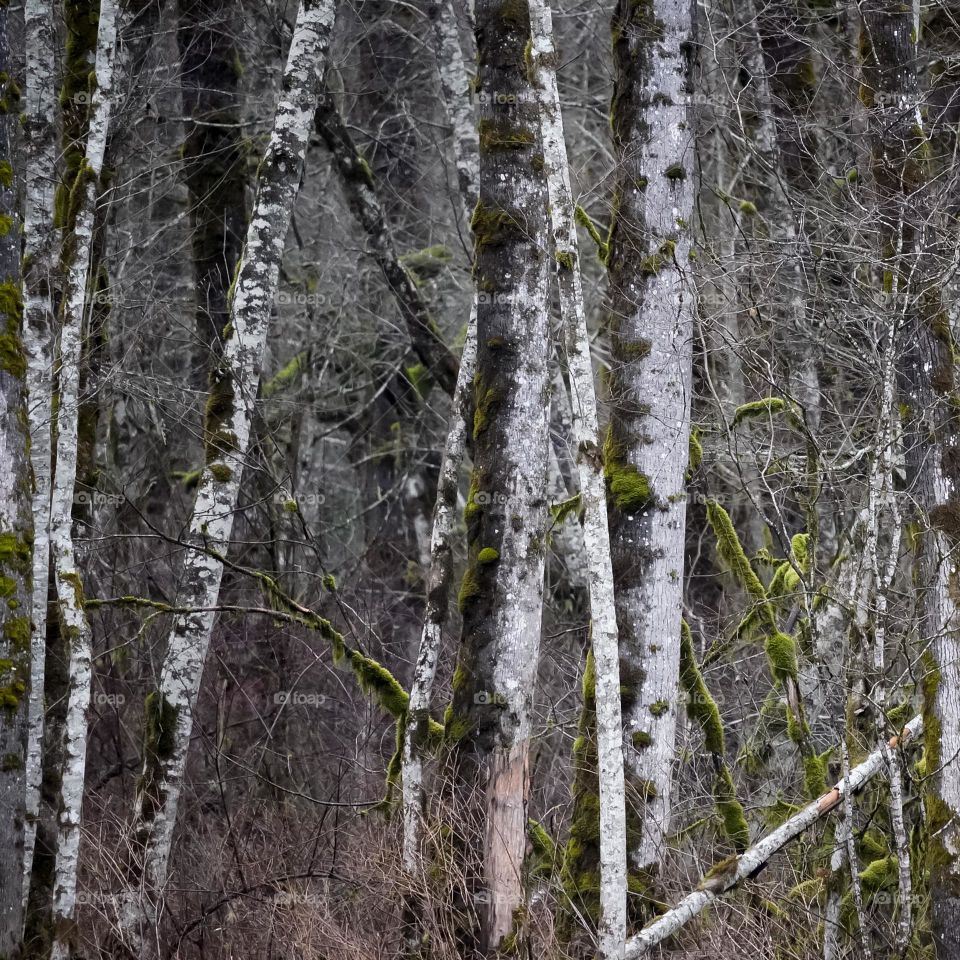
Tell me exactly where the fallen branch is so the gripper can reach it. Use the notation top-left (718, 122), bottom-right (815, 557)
top-left (624, 716), bottom-right (923, 958)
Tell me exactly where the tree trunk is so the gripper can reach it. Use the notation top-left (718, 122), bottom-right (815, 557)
top-left (46, 1), bottom-right (121, 954)
top-left (444, 0), bottom-right (551, 951)
top-left (120, 0), bottom-right (338, 947)
top-left (20, 0), bottom-right (57, 911)
top-left (178, 0), bottom-right (249, 391)
top-left (0, 1), bottom-right (31, 950)
top-left (604, 0), bottom-right (696, 887)
top-left (528, 0), bottom-right (627, 954)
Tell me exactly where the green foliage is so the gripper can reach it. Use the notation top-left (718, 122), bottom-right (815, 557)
top-left (477, 547), bottom-right (500, 564)
top-left (550, 494), bottom-right (581, 524)
top-left (527, 819), bottom-right (558, 879)
top-left (399, 244), bottom-right (452, 280)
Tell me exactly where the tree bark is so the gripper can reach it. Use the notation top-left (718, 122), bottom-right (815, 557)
top-left (19, 0), bottom-right (57, 911)
top-left (119, 0), bottom-right (338, 946)
top-left (528, 0), bottom-right (627, 954)
top-left (859, 3), bottom-right (960, 955)
top-left (0, 1), bottom-right (31, 951)
top-left (604, 0), bottom-right (696, 884)
top-left (46, 1), bottom-right (120, 953)
top-left (444, 0), bottom-right (551, 951)
top-left (623, 716), bottom-right (923, 958)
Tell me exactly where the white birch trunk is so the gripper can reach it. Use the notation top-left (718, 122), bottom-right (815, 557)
top-left (623, 716), bottom-right (923, 958)
top-left (47, 4), bottom-right (120, 954)
top-left (120, 0), bottom-right (338, 944)
top-left (20, 0), bottom-right (58, 905)
top-left (528, 0), bottom-right (627, 954)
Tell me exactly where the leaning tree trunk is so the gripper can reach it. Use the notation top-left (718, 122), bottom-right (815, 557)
top-left (20, 0), bottom-right (57, 910)
top-left (443, 0), bottom-right (551, 952)
top-left (119, 0), bottom-right (338, 948)
top-left (0, 2), bottom-right (31, 950)
top-left (860, 3), bottom-right (960, 956)
top-left (528, 0), bottom-right (627, 955)
top-left (603, 0), bottom-right (696, 892)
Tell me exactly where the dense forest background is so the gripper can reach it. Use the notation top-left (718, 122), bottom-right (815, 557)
top-left (1, 0), bottom-right (958, 957)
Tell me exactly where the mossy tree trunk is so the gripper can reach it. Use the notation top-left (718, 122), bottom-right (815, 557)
top-left (19, 0), bottom-right (58, 915)
top-left (118, 0), bottom-right (338, 948)
top-left (0, 1), bottom-right (31, 951)
top-left (528, 0), bottom-right (628, 954)
top-left (860, 3), bottom-right (960, 956)
top-left (178, 0), bottom-right (250, 391)
top-left (46, 0), bottom-right (121, 953)
top-left (444, 0), bottom-right (551, 952)
top-left (603, 0), bottom-right (696, 890)
top-left (401, 0), bottom-right (478, 919)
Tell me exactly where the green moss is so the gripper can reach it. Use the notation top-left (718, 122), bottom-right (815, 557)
top-left (632, 730), bottom-right (652, 749)
top-left (477, 547), bottom-right (500, 564)
top-left (322, 573), bottom-right (337, 592)
top-left (0, 161), bottom-right (12, 189)
top-left (574, 204), bottom-right (609, 261)
top-left (262, 352), bottom-right (305, 398)
top-left (527, 819), bottom-right (557, 879)
top-left (664, 163), bottom-right (686, 181)
top-left (399, 244), bottom-right (452, 280)
top-left (639, 239), bottom-right (676, 276)
top-left (791, 533), bottom-right (811, 574)
top-left (458, 563), bottom-right (482, 612)
top-left (802, 749), bottom-right (831, 798)
top-left (478, 118), bottom-right (536, 151)
top-left (649, 699), bottom-right (669, 717)
top-left (471, 201), bottom-right (527, 254)
top-left (679, 619), bottom-right (724, 753)
top-left (0, 281), bottom-right (25, 380)
top-left (550, 494), bottom-right (581, 524)
top-left (347, 649), bottom-right (408, 718)
top-left (738, 200), bottom-right (757, 215)
top-left (0, 214), bottom-right (12, 235)
top-left (143, 692), bottom-right (179, 763)
top-left (208, 463), bottom-right (233, 483)
top-left (0, 531), bottom-right (31, 576)
top-left (765, 630), bottom-right (798, 684)
top-left (706, 500), bottom-right (770, 610)
top-left (555, 249), bottom-right (575, 271)
top-left (714, 766), bottom-right (749, 850)
top-left (687, 426), bottom-right (703, 475)
top-left (603, 426), bottom-right (654, 512)
top-left (732, 397), bottom-right (787, 429)
top-left (444, 704), bottom-right (470, 740)
top-left (404, 361), bottom-right (431, 400)
top-left (472, 373), bottom-right (500, 439)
